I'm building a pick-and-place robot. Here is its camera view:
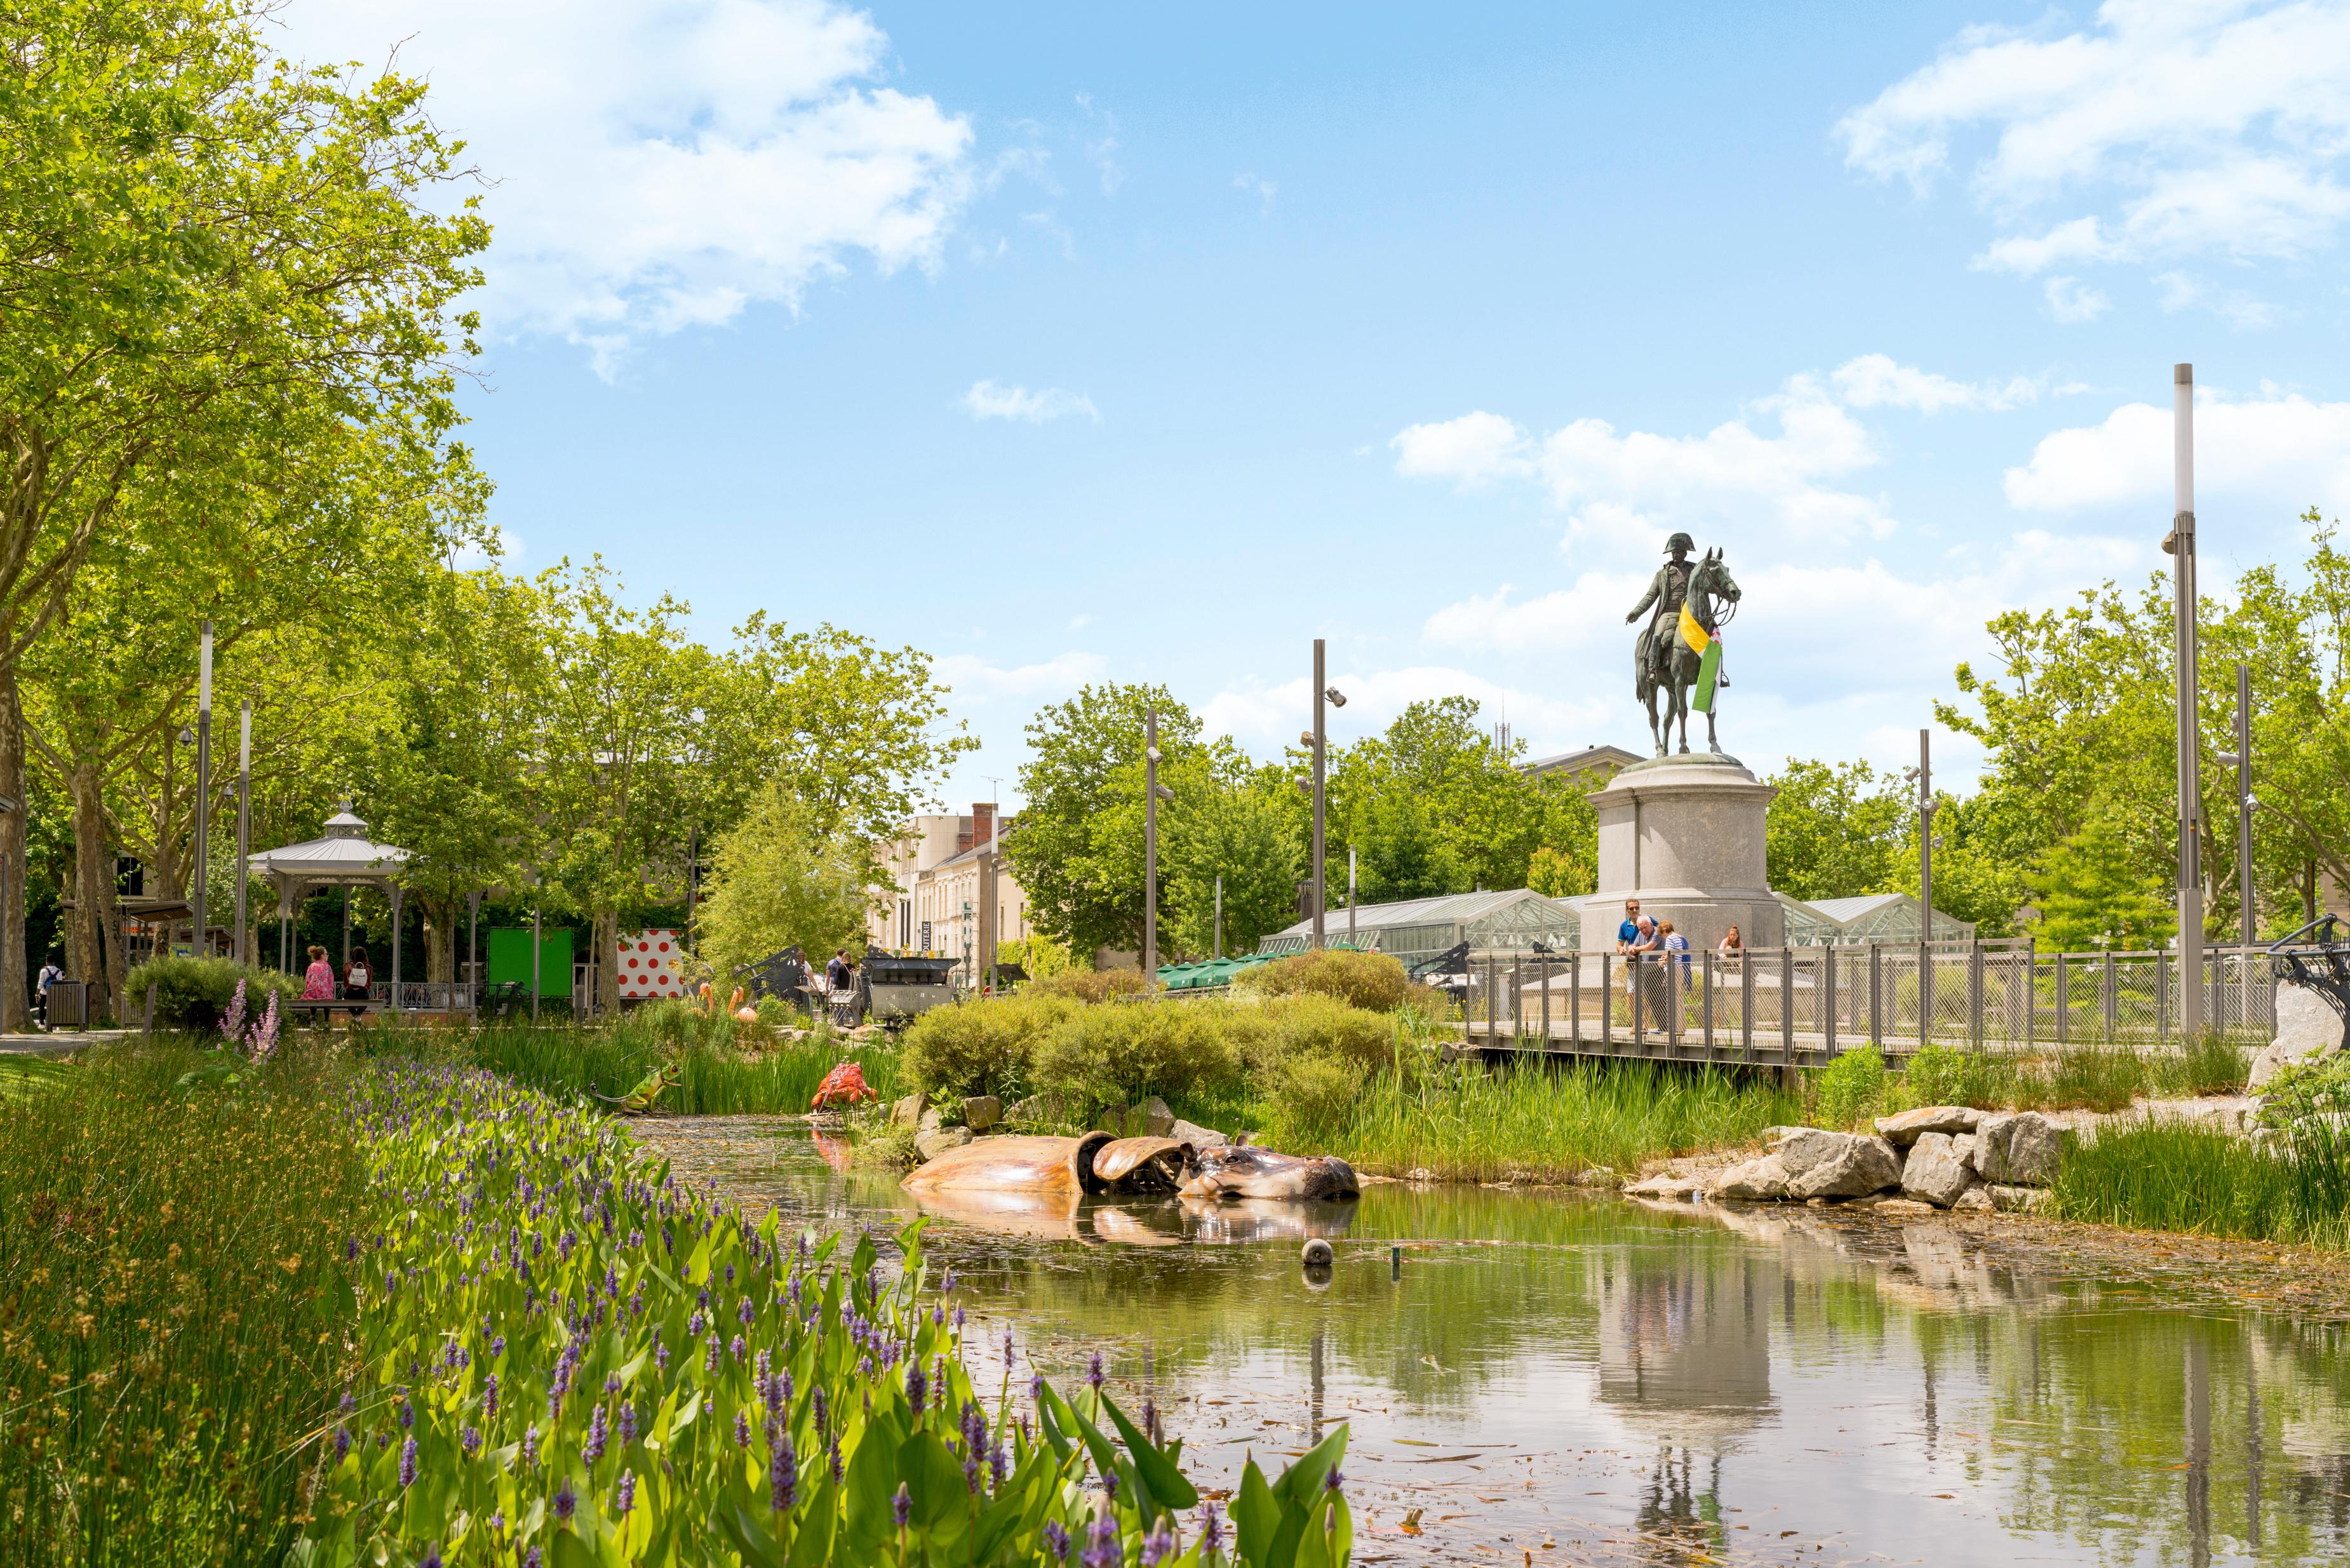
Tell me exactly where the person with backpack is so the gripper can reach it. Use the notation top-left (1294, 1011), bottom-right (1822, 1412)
top-left (34, 955), bottom-right (63, 1028)
top-left (344, 947), bottom-right (373, 1018)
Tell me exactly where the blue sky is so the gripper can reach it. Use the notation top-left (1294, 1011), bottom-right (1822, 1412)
top-left (285, 1), bottom-right (2350, 810)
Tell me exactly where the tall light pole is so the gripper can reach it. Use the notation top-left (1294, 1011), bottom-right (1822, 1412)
top-left (1348, 845), bottom-right (1357, 949)
top-left (193, 622), bottom-right (212, 956)
top-left (1904, 728), bottom-right (1937, 1035)
top-left (2217, 662), bottom-right (2254, 948)
top-left (1311, 641), bottom-right (1327, 951)
top-left (235, 700), bottom-right (251, 964)
top-left (1143, 709), bottom-right (1172, 987)
top-left (2167, 363), bottom-right (2204, 1036)
top-left (1213, 874), bottom-right (1223, 962)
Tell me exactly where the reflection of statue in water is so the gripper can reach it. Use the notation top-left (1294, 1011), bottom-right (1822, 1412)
top-left (1624, 533), bottom-right (1742, 758)
top-left (1594, 1246), bottom-right (1773, 1441)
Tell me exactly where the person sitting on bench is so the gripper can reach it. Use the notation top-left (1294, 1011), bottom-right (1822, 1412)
top-left (343, 947), bottom-right (373, 1017)
top-left (301, 946), bottom-right (335, 1004)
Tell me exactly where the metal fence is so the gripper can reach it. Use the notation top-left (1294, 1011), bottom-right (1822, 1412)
top-left (1458, 942), bottom-right (2281, 1064)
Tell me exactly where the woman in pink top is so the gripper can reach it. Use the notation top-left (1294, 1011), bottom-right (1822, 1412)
top-left (300, 945), bottom-right (335, 1001)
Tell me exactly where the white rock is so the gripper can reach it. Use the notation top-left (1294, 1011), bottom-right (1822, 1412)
top-left (892, 1092), bottom-right (928, 1128)
top-left (1900, 1132), bottom-right (1976, 1207)
top-left (1118, 1096), bottom-right (1176, 1137)
top-left (1950, 1132), bottom-right (1977, 1169)
top-left (2248, 982), bottom-right (2344, 1090)
top-left (1874, 1105), bottom-right (1984, 1146)
top-left (1779, 1129), bottom-right (1902, 1199)
top-left (1851, 1195), bottom-right (1937, 1214)
top-left (1625, 1173), bottom-right (1704, 1200)
top-left (1707, 1151), bottom-right (1794, 1201)
top-left (1975, 1112), bottom-right (2064, 1186)
top-left (1988, 1184), bottom-right (2049, 1214)
top-left (1949, 1182), bottom-right (1994, 1214)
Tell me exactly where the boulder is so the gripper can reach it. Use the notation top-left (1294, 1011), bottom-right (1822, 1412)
top-left (1874, 1105), bottom-right (1984, 1146)
top-left (2249, 981), bottom-right (2344, 1090)
top-left (918, 1108), bottom-right (943, 1137)
top-left (1112, 1096), bottom-right (1176, 1138)
top-left (1900, 1132), bottom-right (1976, 1207)
top-left (1975, 1112), bottom-right (2063, 1186)
top-left (1855, 1195), bottom-right (1938, 1215)
top-left (1707, 1151), bottom-right (1794, 1202)
top-left (1988, 1184), bottom-right (2050, 1214)
top-left (1169, 1117), bottom-right (1229, 1150)
top-left (1625, 1172), bottom-right (1703, 1200)
top-left (1778, 1129), bottom-right (1902, 1199)
top-left (891, 1092), bottom-right (928, 1129)
top-left (961, 1095), bottom-right (1004, 1133)
top-left (1950, 1132), bottom-right (1977, 1169)
top-left (914, 1125), bottom-right (973, 1162)
top-left (1949, 1182), bottom-right (1994, 1214)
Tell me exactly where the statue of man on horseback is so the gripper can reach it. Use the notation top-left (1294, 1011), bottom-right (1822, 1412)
top-left (1623, 532), bottom-right (1741, 756)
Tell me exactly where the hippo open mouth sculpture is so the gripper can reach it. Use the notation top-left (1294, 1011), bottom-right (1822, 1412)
top-left (900, 1131), bottom-right (1359, 1204)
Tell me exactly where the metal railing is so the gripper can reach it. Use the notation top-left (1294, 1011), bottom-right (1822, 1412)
top-left (1458, 942), bottom-right (2281, 1064)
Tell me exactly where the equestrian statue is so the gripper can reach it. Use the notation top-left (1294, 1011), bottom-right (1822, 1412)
top-left (1623, 532), bottom-right (1742, 756)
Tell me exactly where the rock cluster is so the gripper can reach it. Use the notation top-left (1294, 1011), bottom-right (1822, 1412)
top-left (1629, 1106), bottom-right (2064, 1213)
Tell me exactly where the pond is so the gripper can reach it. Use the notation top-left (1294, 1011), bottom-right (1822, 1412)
top-left (638, 1118), bottom-right (2350, 1567)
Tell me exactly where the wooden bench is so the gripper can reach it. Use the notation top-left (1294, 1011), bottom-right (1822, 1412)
top-left (284, 997), bottom-right (372, 1028)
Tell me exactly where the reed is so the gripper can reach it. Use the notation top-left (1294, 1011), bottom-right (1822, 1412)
top-left (2051, 1117), bottom-right (2350, 1248)
top-left (459, 1017), bottom-right (901, 1115)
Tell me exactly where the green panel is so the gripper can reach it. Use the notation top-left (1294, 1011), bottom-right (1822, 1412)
top-left (485, 927), bottom-right (574, 996)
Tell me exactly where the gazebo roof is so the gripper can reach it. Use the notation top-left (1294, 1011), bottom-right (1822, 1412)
top-left (250, 806), bottom-right (410, 888)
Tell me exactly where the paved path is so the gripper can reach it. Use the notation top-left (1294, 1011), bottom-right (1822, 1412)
top-left (0, 1030), bottom-right (130, 1056)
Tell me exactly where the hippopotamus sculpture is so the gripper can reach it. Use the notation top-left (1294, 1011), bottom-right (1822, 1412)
top-left (899, 1130), bottom-right (1357, 1204)
top-left (1180, 1144), bottom-right (1359, 1202)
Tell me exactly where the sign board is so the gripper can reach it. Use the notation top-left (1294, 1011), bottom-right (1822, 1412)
top-left (617, 930), bottom-right (687, 998)
top-left (918, 920), bottom-right (932, 952)
top-left (486, 928), bottom-right (574, 997)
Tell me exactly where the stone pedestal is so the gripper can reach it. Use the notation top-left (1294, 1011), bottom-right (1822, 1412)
top-left (1572, 753), bottom-right (1782, 954)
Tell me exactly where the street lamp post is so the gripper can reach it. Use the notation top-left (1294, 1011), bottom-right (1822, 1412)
top-left (194, 622), bottom-right (211, 956)
top-left (1904, 728), bottom-right (1937, 1039)
top-left (2167, 363), bottom-right (2205, 1038)
top-left (1143, 709), bottom-right (1173, 988)
top-left (235, 700), bottom-right (251, 965)
top-left (1306, 640), bottom-right (1346, 952)
top-left (2217, 661), bottom-right (2254, 948)
top-left (1213, 874), bottom-right (1223, 962)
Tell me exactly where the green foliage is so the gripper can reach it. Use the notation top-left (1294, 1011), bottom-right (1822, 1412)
top-left (1764, 760), bottom-right (1906, 902)
top-left (120, 955), bottom-right (302, 1033)
top-left (1900, 1042), bottom-right (2011, 1110)
top-left (462, 1017), bottom-right (900, 1115)
top-left (1031, 967), bottom-right (1146, 1005)
top-left (0, 1044), bottom-right (365, 1560)
top-left (1238, 948), bottom-right (1414, 1013)
top-left (2031, 814), bottom-right (2175, 951)
top-left (1274, 1054), bottom-right (1366, 1135)
top-left (1526, 844), bottom-right (1594, 900)
top-left (2052, 1118), bottom-right (2350, 1248)
top-left (694, 777), bottom-right (873, 983)
top-left (898, 995), bottom-right (1076, 1100)
top-left (1264, 995), bottom-right (1402, 1074)
top-left (2256, 1050), bottom-right (2350, 1129)
top-left (1162, 774), bottom-right (1303, 959)
top-left (1812, 1044), bottom-right (1889, 1129)
top-left (1032, 1003), bottom-right (1244, 1116)
top-left (997, 932), bottom-right (1074, 981)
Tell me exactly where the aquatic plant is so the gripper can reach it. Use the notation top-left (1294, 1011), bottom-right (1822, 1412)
top-left (307, 1061), bottom-right (1346, 1564)
top-left (1810, 1043), bottom-right (1888, 1129)
top-left (2051, 1117), bottom-right (2350, 1249)
top-left (462, 1019), bottom-right (901, 1116)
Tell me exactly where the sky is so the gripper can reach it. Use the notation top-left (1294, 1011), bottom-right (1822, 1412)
top-left (278, 0), bottom-right (2350, 812)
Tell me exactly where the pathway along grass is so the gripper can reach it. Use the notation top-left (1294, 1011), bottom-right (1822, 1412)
top-left (0, 1045), bottom-right (366, 1565)
top-left (2051, 1118), bottom-right (2350, 1249)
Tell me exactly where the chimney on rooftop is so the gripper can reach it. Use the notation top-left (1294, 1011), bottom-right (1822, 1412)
top-left (973, 802), bottom-right (995, 847)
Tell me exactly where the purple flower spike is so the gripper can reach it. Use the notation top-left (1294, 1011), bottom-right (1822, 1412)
top-left (1043, 1521), bottom-right (1071, 1562)
top-left (584, 1404), bottom-right (608, 1464)
top-left (1198, 1501), bottom-right (1224, 1554)
top-left (735, 1409), bottom-right (752, 1448)
top-left (1143, 1524), bottom-right (1174, 1567)
top-left (615, 1469), bottom-right (636, 1518)
top-left (332, 1428), bottom-right (350, 1463)
top-left (553, 1480), bottom-right (577, 1522)
top-left (1324, 1466), bottom-right (1345, 1492)
top-left (906, 1362), bottom-right (927, 1417)
top-left (618, 1402), bottom-right (638, 1447)
top-left (420, 1547), bottom-right (442, 1568)
top-left (399, 1437), bottom-right (418, 1488)
top-left (892, 1482), bottom-right (911, 1529)
top-left (770, 1435), bottom-right (798, 1511)
top-left (1087, 1351), bottom-right (1104, 1391)
top-left (525, 1548), bottom-right (542, 1568)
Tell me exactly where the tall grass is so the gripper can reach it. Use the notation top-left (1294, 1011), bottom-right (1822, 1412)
top-left (0, 1044), bottom-right (364, 1565)
top-left (1251, 1059), bottom-right (1799, 1183)
top-left (2051, 1118), bottom-right (2350, 1248)
top-left (460, 1017), bottom-right (902, 1114)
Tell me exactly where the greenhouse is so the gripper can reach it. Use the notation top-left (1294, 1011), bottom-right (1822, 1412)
top-left (1776, 891), bottom-right (1977, 948)
top-left (1255, 888), bottom-right (1580, 968)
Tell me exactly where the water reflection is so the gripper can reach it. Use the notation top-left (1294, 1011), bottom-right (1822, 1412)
top-left (643, 1119), bottom-right (2350, 1565)
top-left (901, 1184), bottom-right (1361, 1247)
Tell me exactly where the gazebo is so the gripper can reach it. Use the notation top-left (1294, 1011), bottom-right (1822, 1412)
top-left (248, 806), bottom-right (419, 1007)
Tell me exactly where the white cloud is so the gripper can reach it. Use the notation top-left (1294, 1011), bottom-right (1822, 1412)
top-left (2154, 269), bottom-right (2281, 327)
top-left (1390, 410), bottom-right (1533, 488)
top-left (2043, 275), bottom-right (2112, 322)
top-left (1074, 92), bottom-right (1123, 195)
top-left (962, 380), bottom-right (1101, 424)
top-left (935, 651), bottom-right (1107, 702)
top-left (279, 0), bottom-right (973, 373)
top-left (1830, 352), bottom-right (2040, 412)
top-left (1233, 173), bottom-right (1278, 217)
top-left (2006, 385), bottom-right (2350, 513)
top-left (1841, 2), bottom-right (2350, 290)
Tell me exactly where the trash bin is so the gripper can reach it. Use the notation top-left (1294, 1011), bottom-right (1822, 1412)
top-left (46, 979), bottom-right (88, 1029)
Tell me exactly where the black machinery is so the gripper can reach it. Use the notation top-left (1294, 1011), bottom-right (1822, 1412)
top-left (2269, 915), bottom-right (2350, 1051)
top-left (860, 953), bottom-right (957, 1026)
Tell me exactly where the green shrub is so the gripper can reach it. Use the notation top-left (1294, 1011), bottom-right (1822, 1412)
top-left (1031, 967), bottom-right (1145, 1005)
top-left (754, 993), bottom-right (791, 1027)
top-left (1813, 1043), bottom-right (1888, 1129)
top-left (898, 993), bottom-right (1073, 1099)
top-left (2257, 1050), bottom-right (2350, 1128)
top-left (1277, 1054), bottom-right (1366, 1134)
top-left (1032, 1001), bottom-right (1244, 1114)
top-left (2152, 1032), bottom-right (2251, 1099)
top-left (1900, 1042), bottom-right (2013, 1109)
top-left (121, 955), bottom-right (303, 1034)
top-left (1266, 993), bottom-right (1400, 1073)
top-left (2037, 1042), bottom-right (2144, 1113)
top-left (1239, 948), bottom-right (1414, 1012)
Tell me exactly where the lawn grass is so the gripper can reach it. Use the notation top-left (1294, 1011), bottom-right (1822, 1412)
top-left (456, 1016), bottom-right (902, 1114)
top-left (2051, 1116), bottom-right (2350, 1248)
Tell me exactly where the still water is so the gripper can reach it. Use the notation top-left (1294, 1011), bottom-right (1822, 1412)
top-left (643, 1119), bottom-right (2350, 1567)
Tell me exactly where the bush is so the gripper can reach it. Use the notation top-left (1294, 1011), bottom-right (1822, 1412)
top-left (898, 994), bottom-right (1074, 1100)
top-left (1239, 948), bottom-right (1414, 1012)
top-left (1900, 1042), bottom-right (2013, 1109)
top-left (1813, 1043), bottom-right (1888, 1129)
top-left (1031, 1001), bottom-right (1244, 1114)
top-left (1277, 1054), bottom-right (1366, 1135)
top-left (1031, 967), bottom-right (1146, 1005)
top-left (121, 955), bottom-right (303, 1034)
top-left (2257, 1050), bottom-right (2350, 1128)
top-left (1265, 993), bottom-right (1400, 1074)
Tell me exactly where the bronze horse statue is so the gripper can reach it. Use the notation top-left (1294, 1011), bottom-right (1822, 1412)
top-left (1634, 547), bottom-right (1741, 756)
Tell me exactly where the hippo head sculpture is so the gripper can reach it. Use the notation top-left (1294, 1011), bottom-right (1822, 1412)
top-left (899, 1132), bottom-right (1358, 1204)
top-left (1179, 1144), bottom-right (1360, 1203)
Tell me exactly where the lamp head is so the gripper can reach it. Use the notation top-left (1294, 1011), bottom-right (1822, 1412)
top-left (1324, 687), bottom-right (1346, 708)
